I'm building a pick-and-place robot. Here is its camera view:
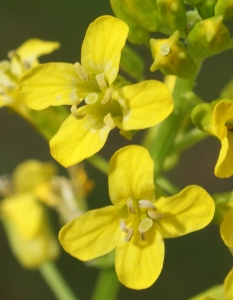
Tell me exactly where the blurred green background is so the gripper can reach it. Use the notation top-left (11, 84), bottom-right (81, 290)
top-left (0, 1), bottom-right (233, 299)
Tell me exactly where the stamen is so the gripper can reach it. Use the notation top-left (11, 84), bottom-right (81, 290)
top-left (119, 218), bottom-right (128, 232)
top-left (103, 113), bottom-right (117, 129)
top-left (96, 73), bottom-right (108, 91)
top-left (119, 219), bottom-right (134, 241)
top-left (147, 210), bottom-right (163, 220)
top-left (0, 60), bottom-right (10, 71)
top-left (125, 228), bottom-right (134, 242)
top-left (69, 91), bottom-right (80, 105)
top-left (138, 199), bottom-right (156, 211)
top-left (126, 198), bottom-right (135, 214)
top-left (160, 43), bottom-right (170, 56)
top-left (74, 62), bottom-right (89, 81)
top-left (70, 105), bottom-right (85, 119)
top-left (101, 89), bottom-right (112, 105)
top-left (85, 93), bottom-right (98, 105)
top-left (138, 218), bottom-right (153, 240)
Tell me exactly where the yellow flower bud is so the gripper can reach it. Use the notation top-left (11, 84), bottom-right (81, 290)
top-left (121, 0), bottom-right (162, 32)
top-left (110, 0), bottom-right (150, 44)
top-left (188, 16), bottom-right (231, 58)
top-left (215, 0), bottom-right (233, 21)
top-left (150, 31), bottom-right (197, 78)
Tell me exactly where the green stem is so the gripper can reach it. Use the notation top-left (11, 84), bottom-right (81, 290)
top-left (87, 154), bottom-right (108, 175)
top-left (39, 261), bottom-right (78, 300)
top-left (156, 176), bottom-right (180, 195)
top-left (142, 75), bottom-right (198, 177)
top-left (172, 128), bottom-right (207, 153)
top-left (91, 268), bottom-right (120, 300)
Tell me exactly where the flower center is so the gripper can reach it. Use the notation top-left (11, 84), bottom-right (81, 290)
top-left (119, 198), bottom-right (163, 242)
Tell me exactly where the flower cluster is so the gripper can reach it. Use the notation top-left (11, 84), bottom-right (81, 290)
top-left (1, 1), bottom-right (233, 298)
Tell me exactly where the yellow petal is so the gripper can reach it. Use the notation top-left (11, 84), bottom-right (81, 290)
top-left (50, 105), bottom-right (112, 167)
top-left (115, 80), bottom-right (173, 130)
top-left (16, 39), bottom-right (60, 64)
top-left (156, 185), bottom-right (215, 238)
top-left (59, 206), bottom-right (124, 260)
top-left (109, 145), bottom-right (155, 207)
top-left (115, 225), bottom-right (164, 289)
top-left (12, 159), bottom-right (56, 193)
top-left (81, 16), bottom-right (128, 85)
top-left (212, 99), bottom-right (233, 140)
top-left (10, 39), bottom-right (60, 77)
top-left (20, 63), bottom-right (93, 109)
top-left (220, 212), bottom-right (233, 247)
top-left (224, 268), bottom-right (233, 299)
top-left (215, 135), bottom-right (233, 178)
top-left (1, 194), bottom-right (44, 239)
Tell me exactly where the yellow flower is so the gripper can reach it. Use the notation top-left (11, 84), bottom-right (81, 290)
top-left (59, 145), bottom-right (215, 289)
top-left (211, 99), bottom-right (233, 178)
top-left (19, 16), bottom-right (174, 167)
top-left (191, 98), bottom-right (233, 178)
top-left (220, 211), bottom-right (233, 251)
top-left (0, 39), bottom-right (59, 117)
top-left (0, 160), bottom-right (59, 268)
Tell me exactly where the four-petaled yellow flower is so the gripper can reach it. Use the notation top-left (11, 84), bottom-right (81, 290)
top-left (0, 39), bottom-right (59, 118)
top-left (59, 145), bottom-right (215, 289)
top-left (192, 98), bottom-right (233, 178)
top-left (19, 15), bottom-right (174, 167)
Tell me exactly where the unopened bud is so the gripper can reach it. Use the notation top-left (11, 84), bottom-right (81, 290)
top-left (110, 0), bottom-right (150, 45)
top-left (150, 31), bottom-right (197, 78)
top-left (196, 0), bottom-right (218, 19)
top-left (215, 0), bottom-right (233, 21)
top-left (122, 0), bottom-right (162, 32)
top-left (156, 0), bottom-right (187, 31)
top-left (188, 16), bottom-right (231, 58)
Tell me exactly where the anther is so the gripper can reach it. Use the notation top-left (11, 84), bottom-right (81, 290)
top-left (119, 219), bottom-right (134, 241)
top-left (96, 73), bottom-right (108, 91)
top-left (70, 105), bottom-right (85, 119)
top-left (125, 228), bottom-right (134, 242)
top-left (103, 113), bottom-right (116, 129)
top-left (147, 210), bottom-right (163, 220)
top-left (127, 198), bottom-right (135, 214)
top-left (101, 88), bottom-right (112, 105)
top-left (74, 62), bottom-right (89, 81)
top-left (69, 91), bottom-right (80, 105)
top-left (138, 199), bottom-right (157, 211)
top-left (160, 44), bottom-right (171, 56)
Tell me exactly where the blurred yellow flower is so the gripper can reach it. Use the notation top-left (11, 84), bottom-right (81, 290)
top-left (0, 160), bottom-right (59, 268)
top-left (20, 16), bottom-right (174, 167)
top-left (0, 39), bottom-right (59, 117)
top-left (59, 145), bottom-right (215, 289)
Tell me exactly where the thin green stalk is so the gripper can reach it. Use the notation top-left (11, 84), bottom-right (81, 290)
top-left (172, 127), bottom-right (207, 153)
top-left (39, 261), bottom-right (78, 300)
top-left (91, 268), bottom-right (120, 300)
top-left (87, 154), bottom-right (108, 175)
top-left (156, 176), bottom-right (180, 195)
top-left (142, 75), bottom-right (198, 177)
